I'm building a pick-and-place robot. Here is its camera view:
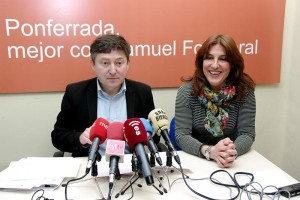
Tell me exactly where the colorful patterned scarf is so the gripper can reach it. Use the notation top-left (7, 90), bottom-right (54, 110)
top-left (197, 83), bottom-right (236, 137)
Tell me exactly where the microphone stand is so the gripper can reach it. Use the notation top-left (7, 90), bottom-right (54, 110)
top-left (150, 154), bottom-right (156, 167)
top-left (107, 163), bottom-right (121, 200)
top-left (152, 169), bottom-right (168, 193)
top-left (149, 153), bottom-right (168, 193)
top-left (115, 154), bottom-right (164, 198)
top-left (157, 149), bottom-right (182, 191)
top-left (165, 146), bottom-right (182, 174)
top-left (91, 152), bottom-right (106, 200)
top-left (166, 150), bottom-right (173, 169)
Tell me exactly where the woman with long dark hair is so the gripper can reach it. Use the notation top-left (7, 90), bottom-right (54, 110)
top-left (175, 34), bottom-right (256, 168)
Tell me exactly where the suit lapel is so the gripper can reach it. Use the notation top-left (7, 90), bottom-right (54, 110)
top-left (125, 80), bottom-right (135, 118)
top-left (87, 78), bottom-right (98, 124)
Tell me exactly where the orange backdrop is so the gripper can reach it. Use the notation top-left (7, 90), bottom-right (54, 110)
top-left (0, 0), bottom-right (285, 93)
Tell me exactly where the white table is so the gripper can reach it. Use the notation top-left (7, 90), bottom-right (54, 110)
top-left (0, 149), bottom-right (299, 200)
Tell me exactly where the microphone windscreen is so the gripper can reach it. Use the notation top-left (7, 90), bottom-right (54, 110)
top-left (123, 118), bottom-right (148, 149)
top-left (107, 122), bottom-right (124, 140)
top-left (89, 117), bottom-right (109, 144)
top-left (105, 139), bottom-right (125, 163)
top-left (140, 118), bottom-right (155, 138)
top-left (148, 108), bottom-right (169, 135)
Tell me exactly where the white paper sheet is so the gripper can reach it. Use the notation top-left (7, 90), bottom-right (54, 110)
top-left (0, 157), bottom-right (82, 190)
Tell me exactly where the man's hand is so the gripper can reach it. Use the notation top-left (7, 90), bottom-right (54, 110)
top-left (79, 127), bottom-right (92, 145)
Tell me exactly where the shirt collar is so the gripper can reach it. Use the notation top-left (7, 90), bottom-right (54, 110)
top-left (97, 79), bottom-right (127, 97)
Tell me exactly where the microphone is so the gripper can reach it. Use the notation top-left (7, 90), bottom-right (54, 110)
top-left (105, 122), bottom-right (125, 189)
top-left (148, 109), bottom-right (181, 165)
top-left (140, 118), bottom-right (162, 166)
top-left (123, 118), bottom-right (154, 186)
top-left (86, 118), bottom-right (109, 173)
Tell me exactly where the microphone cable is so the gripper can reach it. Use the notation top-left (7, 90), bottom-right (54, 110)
top-left (210, 170), bottom-right (292, 199)
top-left (31, 189), bottom-right (54, 200)
top-left (170, 163), bottom-right (238, 199)
top-left (64, 171), bottom-right (89, 200)
top-left (171, 164), bottom-right (292, 200)
top-left (239, 181), bottom-right (292, 199)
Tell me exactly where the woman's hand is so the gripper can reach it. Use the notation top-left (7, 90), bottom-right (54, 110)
top-left (210, 137), bottom-right (236, 168)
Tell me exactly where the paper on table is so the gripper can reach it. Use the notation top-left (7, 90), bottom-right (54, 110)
top-left (0, 178), bottom-right (64, 190)
top-left (0, 157), bottom-right (82, 190)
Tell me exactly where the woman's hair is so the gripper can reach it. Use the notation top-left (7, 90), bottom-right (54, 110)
top-left (90, 34), bottom-right (131, 65)
top-left (182, 34), bottom-right (256, 100)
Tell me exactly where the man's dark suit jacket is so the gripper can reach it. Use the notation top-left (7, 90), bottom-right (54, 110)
top-left (51, 77), bottom-right (157, 157)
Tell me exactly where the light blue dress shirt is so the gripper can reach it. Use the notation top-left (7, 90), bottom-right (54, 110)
top-left (96, 79), bottom-right (132, 156)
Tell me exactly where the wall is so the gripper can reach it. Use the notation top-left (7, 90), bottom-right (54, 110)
top-left (277, 0), bottom-right (300, 180)
top-left (252, 0), bottom-right (300, 181)
top-left (0, 0), bottom-right (299, 182)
